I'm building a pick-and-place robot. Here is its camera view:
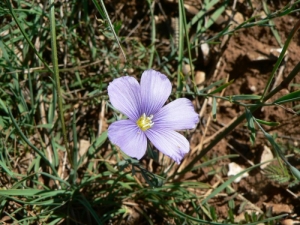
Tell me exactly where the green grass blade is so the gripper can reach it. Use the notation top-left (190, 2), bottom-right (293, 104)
top-left (49, 0), bottom-right (71, 167)
top-left (230, 95), bottom-right (261, 101)
top-left (92, 0), bottom-right (127, 62)
top-left (273, 89), bottom-right (300, 104)
top-left (147, 0), bottom-right (156, 68)
top-left (176, 1), bottom-right (184, 98)
top-left (77, 196), bottom-right (103, 224)
top-left (179, 0), bottom-right (196, 93)
top-left (212, 97), bottom-right (217, 121)
top-left (71, 112), bottom-right (78, 185)
top-left (262, 0), bottom-right (283, 47)
top-left (245, 109), bottom-right (256, 145)
top-left (255, 118), bottom-right (280, 126)
top-left (261, 19), bottom-right (300, 99)
top-left (187, 0), bottom-right (219, 30)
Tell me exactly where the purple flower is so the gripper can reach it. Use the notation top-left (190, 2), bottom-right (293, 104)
top-left (107, 69), bottom-right (199, 164)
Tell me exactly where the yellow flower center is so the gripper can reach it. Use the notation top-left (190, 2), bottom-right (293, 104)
top-left (136, 113), bottom-right (154, 131)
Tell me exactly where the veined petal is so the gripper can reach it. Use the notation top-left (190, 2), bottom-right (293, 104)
top-left (140, 69), bottom-right (172, 115)
top-left (108, 76), bottom-right (142, 121)
top-left (153, 98), bottom-right (199, 130)
top-left (145, 128), bottom-right (189, 164)
top-left (108, 120), bottom-right (147, 160)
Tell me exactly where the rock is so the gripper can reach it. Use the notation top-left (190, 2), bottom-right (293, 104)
top-left (260, 146), bottom-right (274, 169)
top-left (227, 162), bottom-right (249, 183)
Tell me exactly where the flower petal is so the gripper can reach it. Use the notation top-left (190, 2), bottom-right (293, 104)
top-left (146, 128), bottom-right (189, 164)
top-left (153, 98), bottom-right (199, 130)
top-left (140, 69), bottom-right (172, 115)
top-left (108, 120), bottom-right (147, 160)
top-left (108, 76), bottom-right (142, 121)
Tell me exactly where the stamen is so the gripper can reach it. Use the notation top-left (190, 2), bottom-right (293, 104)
top-left (136, 113), bottom-right (154, 131)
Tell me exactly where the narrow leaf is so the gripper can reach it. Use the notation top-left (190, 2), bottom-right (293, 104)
top-left (230, 95), bottom-right (261, 101)
top-left (245, 109), bottom-right (256, 145)
top-left (290, 165), bottom-right (300, 181)
top-left (198, 79), bottom-right (225, 94)
top-left (255, 118), bottom-right (280, 126)
top-left (212, 97), bottom-right (217, 121)
top-left (273, 89), bottom-right (300, 104)
top-left (210, 79), bottom-right (234, 95)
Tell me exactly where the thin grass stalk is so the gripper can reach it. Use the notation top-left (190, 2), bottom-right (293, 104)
top-left (176, 0), bottom-right (184, 98)
top-left (147, 0), bottom-right (156, 68)
top-left (49, 0), bottom-right (72, 167)
top-left (262, 0), bottom-right (283, 47)
top-left (261, 18), bottom-right (300, 99)
top-left (179, 0), bottom-right (197, 93)
top-left (99, 0), bottom-right (127, 63)
top-left (71, 113), bottom-right (78, 185)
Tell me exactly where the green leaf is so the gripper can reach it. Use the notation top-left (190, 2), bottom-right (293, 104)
top-left (93, 131), bottom-right (107, 150)
top-left (0, 189), bottom-right (70, 196)
top-left (200, 2), bottom-right (226, 33)
top-left (245, 109), bottom-right (256, 145)
top-left (230, 95), bottom-right (261, 101)
top-left (33, 124), bottom-right (54, 129)
top-left (212, 97), bottom-right (217, 121)
top-left (273, 89), bottom-right (300, 104)
top-left (198, 79), bottom-right (225, 94)
top-left (289, 165), bottom-right (300, 182)
top-left (91, 0), bottom-right (126, 61)
top-left (255, 118), bottom-right (280, 126)
top-left (187, 0), bottom-right (219, 30)
top-left (262, 0), bottom-right (283, 47)
top-left (0, 160), bottom-right (14, 178)
top-left (210, 80), bottom-right (234, 95)
top-left (71, 112), bottom-right (78, 185)
top-left (113, 20), bottom-right (122, 34)
top-left (0, 99), bottom-right (8, 113)
top-left (77, 196), bottom-right (103, 224)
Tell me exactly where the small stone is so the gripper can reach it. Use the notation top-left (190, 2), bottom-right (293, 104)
top-left (228, 162), bottom-right (249, 183)
top-left (281, 219), bottom-right (299, 225)
top-left (201, 43), bottom-right (210, 58)
top-left (195, 71), bottom-right (206, 85)
top-left (263, 202), bottom-right (292, 214)
top-left (260, 146), bottom-right (274, 169)
top-left (78, 139), bottom-right (90, 163)
top-left (182, 63), bottom-right (193, 76)
top-left (249, 85), bottom-right (257, 92)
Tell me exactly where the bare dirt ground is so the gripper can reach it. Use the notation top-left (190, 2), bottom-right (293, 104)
top-left (104, 0), bottom-right (300, 222)
top-left (201, 20), bottom-right (300, 220)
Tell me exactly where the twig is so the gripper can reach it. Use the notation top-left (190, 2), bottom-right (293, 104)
top-left (97, 100), bottom-right (106, 137)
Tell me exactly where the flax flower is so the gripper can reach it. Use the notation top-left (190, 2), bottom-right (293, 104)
top-left (108, 69), bottom-right (199, 163)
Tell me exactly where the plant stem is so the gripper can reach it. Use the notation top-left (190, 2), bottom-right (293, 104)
top-left (49, 0), bottom-right (72, 167)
